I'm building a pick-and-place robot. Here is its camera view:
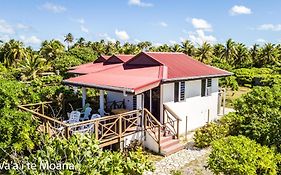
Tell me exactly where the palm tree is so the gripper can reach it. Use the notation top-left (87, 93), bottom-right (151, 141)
top-left (260, 43), bottom-right (278, 66)
top-left (232, 43), bottom-right (249, 67)
top-left (171, 44), bottom-right (183, 52)
top-left (137, 41), bottom-right (152, 51)
top-left (196, 42), bottom-right (213, 63)
top-left (213, 43), bottom-right (225, 59)
top-left (223, 39), bottom-right (236, 63)
top-left (19, 54), bottom-right (48, 80)
top-left (250, 44), bottom-right (260, 67)
top-left (64, 33), bottom-right (74, 50)
top-left (2, 39), bottom-right (27, 67)
top-left (40, 40), bottom-right (65, 62)
top-left (181, 40), bottom-right (195, 56)
top-left (74, 37), bottom-right (86, 48)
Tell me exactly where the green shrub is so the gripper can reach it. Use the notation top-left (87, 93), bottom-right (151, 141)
top-left (7, 134), bottom-right (154, 175)
top-left (234, 85), bottom-right (281, 150)
top-left (0, 78), bottom-right (40, 108)
top-left (0, 108), bottom-right (39, 159)
top-left (219, 76), bottom-right (239, 91)
top-left (208, 136), bottom-right (278, 175)
top-left (52, 54), bottom-right (82, 73)
top-left (194, 122), bottom-right (229, 148)
top-left (233, 68), bottom-right (280, 87)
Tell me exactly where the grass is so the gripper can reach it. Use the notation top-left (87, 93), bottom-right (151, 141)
top-left (144, 149), bottom-right (163, 162)
top-left (178, 152), bottom-right (213, 175)
top-left (225, 86), bottom-right (251, 108)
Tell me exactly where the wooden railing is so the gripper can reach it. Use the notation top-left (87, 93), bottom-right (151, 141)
top-left (143, 109), bottom-right (162, 152)
top-left (18, 102), bottom-right (167, 150)
top-left (163, 104), bottom-right (181, 139)
top-left (107, 100), bottom-right (126, 110)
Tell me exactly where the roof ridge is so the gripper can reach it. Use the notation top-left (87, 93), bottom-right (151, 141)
top-left (144, 51), bottom-right (185, 54)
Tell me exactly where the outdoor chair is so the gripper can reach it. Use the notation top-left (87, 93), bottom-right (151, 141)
top-left (98, 109), bottom-right (110, 116)
top-left (80, 106), bottom-right (92, 121)
top-left (66, 111), bottom-right (81, 124)
top-left (91, 114), bottom-right (101, 119)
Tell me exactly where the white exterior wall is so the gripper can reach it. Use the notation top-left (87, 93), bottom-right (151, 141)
top-left (106, 91), bottom-right (134, 110)
top-left (107, 92), bottom-right (143, 110)
top-left (163, 78), bottom-right (219, 134)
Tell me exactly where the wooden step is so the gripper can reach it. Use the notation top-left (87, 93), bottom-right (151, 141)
top-left (161, 143), bottom-right (184, 156)
top-left (160, 135), bottom-right (173, 144)
top-left (160, 139), bottom-right (180, 150)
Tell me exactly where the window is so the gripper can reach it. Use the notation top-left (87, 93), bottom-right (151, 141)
top-left (174, 81), bottom-right (185, 102)
top-left (174, 82), bottom-right (179, 102)
top-left (180, 81), bottom-right (185, 101)
top-left (201, 78), bottom-right (212, 97)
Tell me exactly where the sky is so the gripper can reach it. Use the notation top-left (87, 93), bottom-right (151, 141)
top-left (0, 0), bottom-right (281, 49)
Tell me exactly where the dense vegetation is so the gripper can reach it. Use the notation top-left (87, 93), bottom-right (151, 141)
top-left (208, 136), bottom-right (280, 175)
top-left (0, 33), bottom-right (281, 174)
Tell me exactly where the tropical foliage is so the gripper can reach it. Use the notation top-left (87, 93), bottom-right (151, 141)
top-left (6, 134), bottom-right (154, 175)
top-left (0, 33), bottom-right (281, 174)
top-left (208, 136), bottom-right (279, 175)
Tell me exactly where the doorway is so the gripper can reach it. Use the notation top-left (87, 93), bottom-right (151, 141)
top-left (143, 86), bottom-right (160, 121)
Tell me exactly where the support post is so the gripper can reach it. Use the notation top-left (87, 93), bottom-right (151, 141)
top-left (99, 90), bottom-right (105, 116)
top-left (95, 120), bottom-right (99, 140)
top-left (223, 88), bottom-right (226, 115)
top-left (176, 119), bottom-right (180, 139)
top-left (65, 126), bottom-right (70, 139)
top-left (217, 89), bottom-right (222, 115)
top-left (118, 115), bottom-right (123, 151)
top-left (185, 116), bottom-right (188, 141)
top-left (207, 109), bottom-right (210, 123)
top-left (149, 89), bottom-right (152, 112)
top-left (82, 87), bottom-right (86, 108)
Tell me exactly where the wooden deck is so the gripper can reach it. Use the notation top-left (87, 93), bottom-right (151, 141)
top-left (18, 101), bottom-right (181, 151)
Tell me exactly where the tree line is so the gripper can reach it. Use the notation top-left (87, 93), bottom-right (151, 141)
top-left (0, 33), bottom-right (281, 80)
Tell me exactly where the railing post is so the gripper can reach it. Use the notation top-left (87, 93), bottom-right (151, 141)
top-left (95, 120), bottom-right (99, 140)
top-left (118, 115), bottom-right (123, 151)
top-left (144, 110), bottom-right (147, 141)
top-left (65, 126), bottom-right (70, 139)
top-left (46, 121), bottom-right (49, 135)
top-left (42, 103), bottom-right (45, 116)
top-left (176, 119), bottom-right (180, 139)
top-left (158, 125), bottom-right (161, 153)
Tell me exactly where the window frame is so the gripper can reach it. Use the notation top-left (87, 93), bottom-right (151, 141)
top-left (201, 78), bottom-right (212, 97)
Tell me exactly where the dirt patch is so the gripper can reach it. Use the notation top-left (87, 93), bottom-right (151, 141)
top-left (176, 152), bottom-right (213, 175)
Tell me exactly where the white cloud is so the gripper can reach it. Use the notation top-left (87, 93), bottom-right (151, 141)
top-left (0, 19), bottom-right (14, 34)
top-left (128, 0), bottom-right (153, 7)
top-left (257, 24), bottom-right (281, 31)
top-left (41, 2), bottom-right (66, 13)
top-left (77, 18), bottom-right (85, 24)
top-left (159, 22), bottom-right (168, 27)
top-left (230, 5), bottom-right (252, 15)
top-left (190, 18), bottom-right (212, 31)
top-left (0, 35), bottom-right (10, 42)
top-left (16, 23), bottom-right (30, 30)
top-left (115, 29), bottom-right (130, 40)
top-left (98, 33), bottom-right (116, 42)
top-left (169, 40), bottom-right (177, 45)
top-left (256, 38), bottom-right (266, 43)
top-left (19, 35), bottom-right (41, 45)
top-left (80, 25), bottom-right (89, 33)
top-left (134, 39), bottom-right (141, 43)
top-left (188, 30), bottom-right (217, 45)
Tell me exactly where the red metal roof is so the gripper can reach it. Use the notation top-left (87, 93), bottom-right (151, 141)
top-left (64, 52), bottom-right (232, 94)
top-left (104, 55), bottom-right (134, 64)
top-left (68, 62), bottom-right (121, 75)
top-left (142, 52), bottom-right (230, 80)
top-left (64, 65), bottom-right (163, 94)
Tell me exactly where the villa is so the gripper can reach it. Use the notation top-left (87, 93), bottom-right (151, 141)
top-left (19, 52), bottom-right (231, 156)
